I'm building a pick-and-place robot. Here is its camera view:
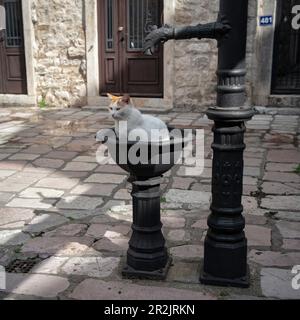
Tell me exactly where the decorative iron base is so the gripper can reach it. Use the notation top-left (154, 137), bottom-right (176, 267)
top-left (122, 258), bottom-right (172, 280)
top-left (200, 266), bottom-right (250, 288)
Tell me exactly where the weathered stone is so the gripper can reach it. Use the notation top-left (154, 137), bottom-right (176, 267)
top-left (171, 177), bottom-right (195, 190)
top-left (70, 183), bottom-right (116, 196)
top-left (19, 188), bottom-right (64, 199)
top-left (6, 198), bottom-right (56, 210)
top-left (61, 257), bottom-right (120, 278)
top-left (282, 239), bottom-right (300, 250)
top-left (93, 237), bottom-right (128, 253)
top-left (24, 214), bottom-right (69, 233)
top-left (165, 189), bottom-right (211, 209)
top-left (33, 158), bottom-right (65, 169)
top-left (44, 224), bottom-right (87, 237)
top-left (36, 178), bottom-right (79, 190)
top-left (113, 189), bottom-right (131, 200)
top-left (0, 170), bottom-right (16, 179)
top-left (0, 208), bottom-right (35, 226)
top-left (85, 174), bottom-right (126, 184)
top-left (9, 154), bottom-right (39, 161)
top-left (0, 161), bottom-right (27, 171)
top-left (21, 237), bottom-right (94, 256)
top-left (266, 150), bottom-right (300, 163)
top-left (263, 172), bottom-right (300, 183)
top-left (167, 230), bottom-right (187, 242)
top-left (69, 279), bottom-right (215, 300)
top-left (167, 262), bottom-right (200, 283)
top-left (261, 268), bottom-right (300, 299)
top-left (56, 196), bottom-right (103, 210)
top-left (261, 196), bottom-right (300, 211)
top-left (59, 210), bottom-right (98, 220)
top-left (86, 224), bottom-right (131, 239)
top-left (191, 220), bottom-right (207, 229)
top-left (275, 211), bottom-right (300, 222)
top-left (276, 221), bottom-right (300, 239)
top-left (262, 182), bottom-right (300, 195)
top-left (170, 245), bottom-right (204, 261)
top-left (0, 230), bottom-right (31, 246)
top-left (46, 151), bottom-right (78, 160)
top-left (95, 165), bottom-right (126, 174)
top-left (22, 145), bottom-right (52, 155)
top-left (245, 225), bottom-right (272, 247)
top-left (31, 257), bottom-right (69, 275)
top-left (63, 162), bottom-right (97, 172)
top-left (266, 162), bottom-right (299, 172)
top-left (249, 250), bottom-right (300, 267)
top-left (162, 217), bottom-right (185, 228)
top-left (4, 273), bottom-right (69, 298)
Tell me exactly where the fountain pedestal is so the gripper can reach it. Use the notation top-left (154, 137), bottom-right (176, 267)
top-left (123, 176), bottom-right (171, 279)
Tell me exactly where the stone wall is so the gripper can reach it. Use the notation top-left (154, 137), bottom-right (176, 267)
top-left (31, 0), bottom-right (87, 108)
top-left (27, 0), bottom-right (258, 110)
top-left (173, 0), bottom-right (258, 110)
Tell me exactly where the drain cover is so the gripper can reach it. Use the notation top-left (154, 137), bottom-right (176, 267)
top-left (6, 259), bottom-right (41, 274)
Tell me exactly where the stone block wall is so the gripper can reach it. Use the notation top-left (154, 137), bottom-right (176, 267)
top-left (26, 0), bottom-right (258, 110)
top-left (31, 0), bottom-right (87, 108)
top-left (173, 0), bottom-right (258, 110)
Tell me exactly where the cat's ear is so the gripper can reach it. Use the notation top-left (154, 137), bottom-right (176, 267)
top-left (121, 94), bottom-right (131, 105)
top-left (107, 93), bottom-right (119, 102)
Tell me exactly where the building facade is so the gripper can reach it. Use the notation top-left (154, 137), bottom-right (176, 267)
top-left (0, 0), bottom-right (299, 110)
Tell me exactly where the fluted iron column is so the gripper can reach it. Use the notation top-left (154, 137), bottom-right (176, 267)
top-left (200, 0), bottom-right (254, 288)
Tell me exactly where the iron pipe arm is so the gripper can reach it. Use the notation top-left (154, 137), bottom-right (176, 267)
top-left (144, 16), bottom-right (231, 55)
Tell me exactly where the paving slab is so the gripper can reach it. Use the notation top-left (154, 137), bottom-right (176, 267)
top-left (276, 221), bottom-right (300, 239)
top-left (69, 279), bottom-right (215, 300)
top-left (0, 230), bottom-right (31, 246)
top-left (21, 236), bottom-right (94, 256)
top-left (261, 268), bottom-right (300, 299)
top-left (3, 273), bottom-right (69, 298)
top-left (61, 257), bottom-right (120, 278)
top-left (24, 214), bottom-right (69, 233)
top-left (56, 196), bottom-right (104, 210)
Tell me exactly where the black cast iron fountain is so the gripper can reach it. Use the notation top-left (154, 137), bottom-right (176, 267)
top-left (97, 127), bottom-right (187, 279)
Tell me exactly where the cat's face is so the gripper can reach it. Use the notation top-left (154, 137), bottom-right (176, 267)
top-left (107, 93), bottom-right (132, 120)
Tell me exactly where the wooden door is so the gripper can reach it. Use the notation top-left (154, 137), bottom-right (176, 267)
top-left (0, 0), bottom-right (27, 94)
top-left (98, 0), bottom-right (163, 97)
top-left (272, 0), bottom-right (300, 94)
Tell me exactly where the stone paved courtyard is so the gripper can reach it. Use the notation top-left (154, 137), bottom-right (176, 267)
top-left (0, 106), bottom-right (299, 300)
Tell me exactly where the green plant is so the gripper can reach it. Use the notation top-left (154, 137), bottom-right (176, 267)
top-left (294, 164), bottom-right (300, 174)
top-left (161, 196), bottom-right (167, 203)
top-left (38, 96), bottom-right (47, 109)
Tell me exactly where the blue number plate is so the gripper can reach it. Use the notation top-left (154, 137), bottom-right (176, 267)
top-left (259, 16), bottom-right (273, 26)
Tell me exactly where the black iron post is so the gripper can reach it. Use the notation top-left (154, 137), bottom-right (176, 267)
top-left (200, 0), bottom-right (254, 288)
top-left (123, 175), bottom-right (171, 279)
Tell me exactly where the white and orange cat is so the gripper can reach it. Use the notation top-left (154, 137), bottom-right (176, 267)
top-left (97, 94), bottom-right (169, 142)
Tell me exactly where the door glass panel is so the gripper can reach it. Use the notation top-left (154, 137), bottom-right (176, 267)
top-left (4, 0), bottom-right (23, 47)
top-left (106, 0), bottom-right (114, 50)
top-left (128, 0), bottom-right (160, 51)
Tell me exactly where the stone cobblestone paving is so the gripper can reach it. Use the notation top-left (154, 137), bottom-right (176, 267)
top-left (0, 106), bottom-right (299, 300)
